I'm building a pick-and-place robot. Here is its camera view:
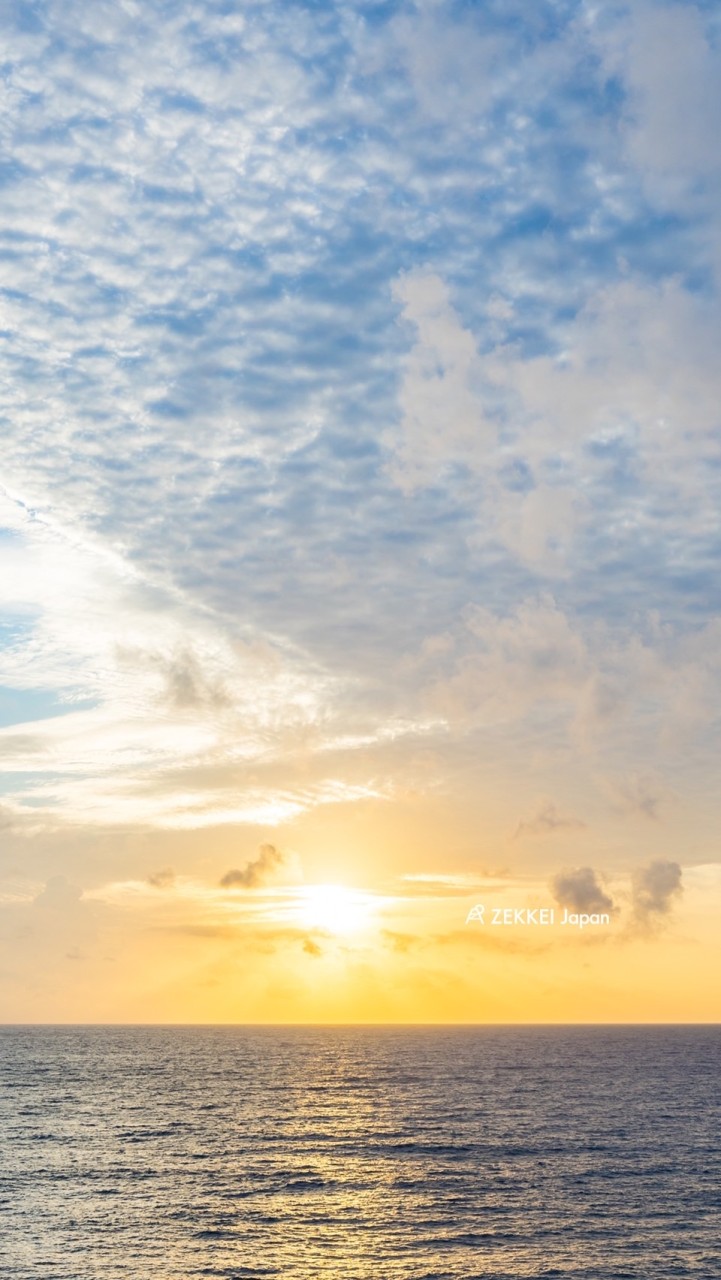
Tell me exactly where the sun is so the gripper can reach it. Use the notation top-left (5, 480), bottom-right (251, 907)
top-left (297, 883), bottom-right (377, 936)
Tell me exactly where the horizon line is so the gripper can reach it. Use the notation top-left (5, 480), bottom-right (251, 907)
top-left (1, 1020), bottom-right (719, 1029)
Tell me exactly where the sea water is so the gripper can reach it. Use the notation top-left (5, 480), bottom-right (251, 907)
top-left (1, 1026), bottom-right (718, 1279)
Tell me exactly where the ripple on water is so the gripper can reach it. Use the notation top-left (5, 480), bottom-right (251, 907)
top-left (0, 1026), bottom-right (719, 1280)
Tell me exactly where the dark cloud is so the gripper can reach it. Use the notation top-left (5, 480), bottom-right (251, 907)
top-left (158, 649), bottom-right (230, 712)
top-left (220, 843), bottom-right (283, 889)
top-left (631, 859), bottom-right (682, 928)
top-left (117, 646), bottom-right (230, 712)
top-left (550, 866), bottom-right (614, 915)
top-left (146, 867), bottom-right (176, 889)
top-left (302, 938), bottom-right (322, 957)
top-left (513, 801), bottom-right (586, 840)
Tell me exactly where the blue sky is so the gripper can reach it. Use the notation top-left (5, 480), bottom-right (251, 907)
top-left (1, 0), bottom-right (720, 865)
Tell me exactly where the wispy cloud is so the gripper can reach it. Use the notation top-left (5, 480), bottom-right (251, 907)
top-left (513, 801), bottom-right (586, 840)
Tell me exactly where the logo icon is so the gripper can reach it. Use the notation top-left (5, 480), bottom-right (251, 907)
top-left (465, 904), bottom-right (485, 924)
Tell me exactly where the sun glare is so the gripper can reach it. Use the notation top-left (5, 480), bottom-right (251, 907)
top-left (297, 883), bottom-right (377, 935)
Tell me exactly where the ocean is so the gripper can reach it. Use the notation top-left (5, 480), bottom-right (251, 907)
top-left (1, 1026), bottom-right (718, 1279)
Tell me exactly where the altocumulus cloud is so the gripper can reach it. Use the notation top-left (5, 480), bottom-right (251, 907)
top-left (0, 0), bottom-right (720, 846)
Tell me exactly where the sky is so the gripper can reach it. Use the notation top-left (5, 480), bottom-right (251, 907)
top-left (0, 0), bottom-right (719, 1022)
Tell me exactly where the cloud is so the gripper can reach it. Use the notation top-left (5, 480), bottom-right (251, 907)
top-left (631, 859), bottom-right (683, 929)
top-left (0, 0), bottom-right (720, 855)
top-left (389, 271), bottom-right (497, 491)
top-left (118, 647), bottom-right (231, 714)
top-left (381, 929), bottom-right (422, 955)
top-left (389, 268), bottom-right (721, 538)
top-left (594, 2), bottom-right (721, 201)
top-left (390, 5), bottom-right (506, 124)
top-left (426, 593), bottom-right (589, 726)
top-left (400, 872), bottom-right (507, 897)
top-left (416, 589), bottom-right (721, 778)
top-left (146, 867), bottom-right (176, 889)
top-left (550, 867), bottom-right (614, 915)
top-left (513, 801), bottom-right (586, 840)
top-left (219, 842), bottom-right (285, 890)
